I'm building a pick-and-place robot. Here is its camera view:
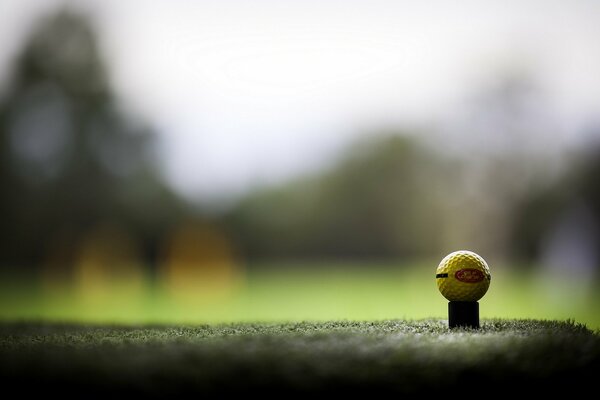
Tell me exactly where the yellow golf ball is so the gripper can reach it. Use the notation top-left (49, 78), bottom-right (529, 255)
top-left (436, 250), bottom-right (491, 302)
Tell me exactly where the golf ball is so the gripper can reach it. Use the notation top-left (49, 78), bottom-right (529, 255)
top-left (436, 250), bottom-right (491, 302)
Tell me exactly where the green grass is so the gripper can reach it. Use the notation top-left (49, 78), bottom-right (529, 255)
top-left (1, 319), bottom-right (599, 395)
top-left (2, 263), bottom-right (600, 328)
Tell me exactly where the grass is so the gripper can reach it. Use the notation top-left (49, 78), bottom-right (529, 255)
top-left (1, 319), bottom-right (599, 395)
top-left (2, 263), bottom-right (600, 328)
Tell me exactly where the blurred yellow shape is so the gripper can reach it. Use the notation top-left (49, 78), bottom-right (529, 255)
top-left (160, 221), bottom-right (241, 303)
top-left (74, 223), bottom-right (145, 305)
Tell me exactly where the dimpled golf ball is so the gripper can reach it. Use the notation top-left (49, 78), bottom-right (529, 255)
top-left (436, 250), bottom-right (491, 302)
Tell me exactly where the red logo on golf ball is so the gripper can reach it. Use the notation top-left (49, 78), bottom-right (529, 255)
top-left (455, 269), bottom-right (485, 283)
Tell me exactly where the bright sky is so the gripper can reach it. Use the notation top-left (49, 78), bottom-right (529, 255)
top-left (1, 0), bottom-right (600, 200)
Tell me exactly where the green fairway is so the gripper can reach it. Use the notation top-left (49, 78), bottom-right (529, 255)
top-left (2, 263), bottom-right (600, 328)
top-left (1, 319), bottom-right (599, 394)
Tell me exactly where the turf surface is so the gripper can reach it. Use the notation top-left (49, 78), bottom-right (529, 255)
top-left (1, 319), bottom-right (599, 395)
top-left (3, 265), bottom-right (600, 328)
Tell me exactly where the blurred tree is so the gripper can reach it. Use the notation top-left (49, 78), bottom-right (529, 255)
top-left (511, 137), bottom-right (600, 277)
top-left (223, 71), bottom-right (581, 264)
top-left (0, 11), bottom-right (184, 269)
top-left (224, 135), bottom-right (445, 260)
top-left (437, 69), bottom-right (564, 261)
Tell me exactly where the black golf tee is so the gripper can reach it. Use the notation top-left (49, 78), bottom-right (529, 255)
top-left (448, 301), bottom-right (479, 329)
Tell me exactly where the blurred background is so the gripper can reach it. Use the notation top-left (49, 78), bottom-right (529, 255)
top-left (1, 0), bottom-right (600, 327)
